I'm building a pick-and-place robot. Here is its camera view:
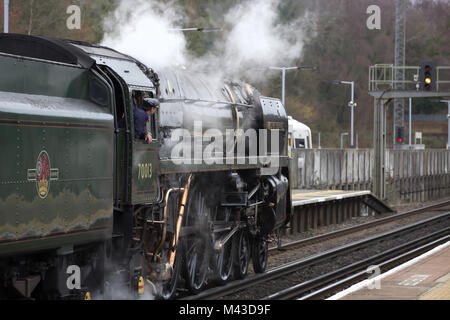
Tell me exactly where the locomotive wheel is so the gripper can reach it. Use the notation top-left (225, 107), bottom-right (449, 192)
top-left (161, 238), bottom-right (183, 300)
top-left (232, 230), bottom-right (250, 279)
top-left (216, 237), bottom-right (234, 283)
top-left (183, 188), bottom-right (211, 294)
top-left (215, 208), bottom-right (234, 283)
top-left (184, 233), bottom-right (209, 293)
top-left (251, 236), bottom-right (268, 273)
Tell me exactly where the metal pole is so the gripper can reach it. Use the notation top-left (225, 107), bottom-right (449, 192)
top-left (374, 98), bottom-right (386, 199)
top-left (394, 0), bottom-right (406, 149)
top-left (408, 98), bottom-right (412, 149)
top-left (4, 0), bottom-right (9, 33)
top-left (350, 107), bottom-right (354, 148)
top-left (448, 102), bottom-right (450, 150)
top-left (318, 132), bottom-right (321, 149)
top-left (339, 81), bottom-right (356, 149)
top-left (269, 66), bottom-right (316, 108)
top-left (281, 68), bottom-right (286, 107)
top-left (168, 27), bottom-right (222, 32)
top-left (351, 82), bottom-right (355, 148)
top-left (441, 100), bottom-right (450, 150)
top-left (350, 81), bottom-right (355, 103)
top-left (447, 102), bottom-right (450, 150)
top-left (340, 133), bottom-right (348, 149)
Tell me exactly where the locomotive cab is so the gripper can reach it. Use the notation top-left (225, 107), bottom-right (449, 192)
top-left (129, 88), bottom-right (161, 204)
top-left (68, 41), bottom-right (162, 206)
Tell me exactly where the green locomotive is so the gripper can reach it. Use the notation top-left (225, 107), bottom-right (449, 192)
top-left (0, 34), bottom-right (291, 299)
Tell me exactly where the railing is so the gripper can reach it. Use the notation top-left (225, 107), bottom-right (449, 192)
top-left (291, 148), bottom-right (450, 203)
top-left (437, 66), bottom-right (450, 91)
top-left (369, 64), bottom-right (450, 92)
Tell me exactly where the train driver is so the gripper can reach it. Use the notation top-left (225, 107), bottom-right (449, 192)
top-left (134, 97), bottom-right (159, 144)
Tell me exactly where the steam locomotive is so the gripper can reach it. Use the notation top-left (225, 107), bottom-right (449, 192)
top-left (0, 34), bottom-right (291, 299)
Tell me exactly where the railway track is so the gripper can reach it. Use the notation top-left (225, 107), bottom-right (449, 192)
top-left (264, 231), bottom-right (450, 300)
top-left (183, 210), bottom-right (450, 300)
top-left (269, 198), bottom-right (450, 252)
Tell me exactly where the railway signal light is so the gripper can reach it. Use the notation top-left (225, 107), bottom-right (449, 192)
top-left (396, 126), bottom-right (405, 144)
top-left (420, 61), bottom-right (436, 91)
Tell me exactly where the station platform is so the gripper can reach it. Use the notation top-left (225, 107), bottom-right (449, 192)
top-left (291, 189), bottom-right (371, 206)
top-left (329, 241), bottom-right (450, 300)
top-left (287, 189), bottom-right (394, 234)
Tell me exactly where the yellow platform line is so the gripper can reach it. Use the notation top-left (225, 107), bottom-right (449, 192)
top-left (293, 190), bottom-right (345, 198)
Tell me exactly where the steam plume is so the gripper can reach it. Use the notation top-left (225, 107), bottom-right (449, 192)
top-left (101, 0), bottom-right (188, 70)
top-left (101, 0), bottom-right (307, 82)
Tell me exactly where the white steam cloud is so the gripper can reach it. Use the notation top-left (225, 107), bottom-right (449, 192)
top-left (102, 0), bottom-right (307, 81)
top-left (212, 0), bottom-right (305, 79)
top-left (101, 0), bottom-right (188, 69)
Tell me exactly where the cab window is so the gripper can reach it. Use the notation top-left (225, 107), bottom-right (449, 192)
top-left (295, 138), bottom-right (306, 149)
top-left (132, 90), bottom-right (158, 141)
top-left (89, 76), bottom-right (110, 107)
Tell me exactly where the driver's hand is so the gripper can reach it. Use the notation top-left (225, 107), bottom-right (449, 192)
top-left (145, 133), bottom-right (153, 144)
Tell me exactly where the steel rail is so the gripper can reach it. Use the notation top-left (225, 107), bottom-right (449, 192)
top-left (269, 198), bottom-right (450, 252)
top-left (264, 230), bottom-right (450, 300)
top-left (182, 211), bottom-right (450, 300)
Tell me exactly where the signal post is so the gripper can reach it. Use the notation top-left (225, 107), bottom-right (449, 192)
top-left (369, 63), bottom-right (450, 199)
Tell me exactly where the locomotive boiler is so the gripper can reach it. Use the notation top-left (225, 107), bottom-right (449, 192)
top-left (0, 33), bottom-right (291, 299)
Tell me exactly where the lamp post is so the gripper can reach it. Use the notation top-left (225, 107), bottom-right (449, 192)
top-left (4, 0), bottom-right (9, 33)
top-left (332, 80), bottom-right (357, 148)
top-left (409, 98), bottom-right (413, 149)
top-left (340, 132), bottom-right (349, 149)
top-left (441, 100), bottom-right (450, 150)
top-left (269, 66), bottom-right (316, 107)
top-left (318, 132), bottom-right (321, 149)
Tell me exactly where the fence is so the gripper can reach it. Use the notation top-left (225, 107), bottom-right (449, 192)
top-left (291, 148), bottom-right (450, 203)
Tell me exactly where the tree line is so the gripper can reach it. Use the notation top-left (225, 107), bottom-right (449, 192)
top-left (1, 0), bottom-right (448, 148)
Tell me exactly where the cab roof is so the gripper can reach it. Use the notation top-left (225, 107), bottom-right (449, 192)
top-left (0, 33), bottom-right (95, 68)
top-left (70, 41), bottom-right (155, 89)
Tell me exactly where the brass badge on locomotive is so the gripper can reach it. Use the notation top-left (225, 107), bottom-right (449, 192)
top-left (27, 151), bottom-right (59, 199)
top-left (36, 151), bottom-right (50, 198)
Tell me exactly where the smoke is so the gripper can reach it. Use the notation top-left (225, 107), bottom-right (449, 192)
top-left (101, 0), bottom-right (307, 82)
top-left (101, 0), bottom-right (188, 70)
top-left (93, 266), bottom-right (158, 300)
top-left (203, 0), bottom-right (305, 81)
